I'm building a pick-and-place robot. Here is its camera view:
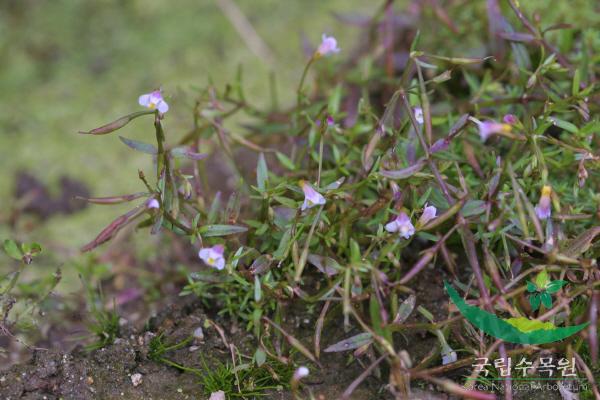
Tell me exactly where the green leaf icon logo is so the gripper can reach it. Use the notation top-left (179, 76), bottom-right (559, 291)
top-left (445, 281), bottom-right (589, 344)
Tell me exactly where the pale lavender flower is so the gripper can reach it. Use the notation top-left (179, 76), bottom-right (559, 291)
top-left (316, 34), bottom-right (340, 57)
top-left (199, 245), bottom-right (225, 270)
top-left (442, 350), bottom-right (457, 365)
top-left (209, 391), bottom-right (226, 400)
top-left (385, 212), bottom-right (415, 239)
top-left (534, 185), bottom-right (552, 220)
top-left (300, 181), bottom-right (326, 210)
top-left (414, 107), bottom-right (424, 124)
top-left (470, 117), bottom-right (511, 142)
top-left (293, 366), bottom-right (310, 381)
top-left (146, 198), bottom-right (160, 209)
top-left (417, 204), bottom-right (437, 227)
top-left (138, 90), bottom-right (169, 114)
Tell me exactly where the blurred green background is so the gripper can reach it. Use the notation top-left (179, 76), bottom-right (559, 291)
top-left (0, 0), bottom-right (375, 250)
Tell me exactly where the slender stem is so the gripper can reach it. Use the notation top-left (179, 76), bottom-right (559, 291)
top-left (296, 56), bottom-right (315, 109)
top-left (295, 206), bottom-right (323, 282)
top-left (317, 132), bottom-right (325, 187)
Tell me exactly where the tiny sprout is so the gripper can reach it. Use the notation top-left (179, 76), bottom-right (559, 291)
top-left (534, 185), bottom-right (552, 220)
top-left (138, 90), bottom-right (169, 114)
top-left (413, 107), bottom-right (424, 124)
top-left (385, 212), bottom-right (415, 239)
top-left (198, 245), bottom-right (225, 270)
top-left (315, 34), bottom-right (340, 58)
top-left (300, 180), bottom-right (326, 211)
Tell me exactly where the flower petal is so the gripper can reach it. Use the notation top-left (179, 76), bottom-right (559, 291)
top-left (138, 94), bottom-right (151, 107)
top-left (157, 100), bottom-right (169, 114)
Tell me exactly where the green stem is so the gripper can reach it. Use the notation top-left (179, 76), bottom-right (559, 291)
top-left (296, 56), bottom-right (315, 110)
top-left (295, 205), bottom-right (323, 282)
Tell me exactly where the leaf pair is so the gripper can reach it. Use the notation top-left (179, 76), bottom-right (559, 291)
top-left (526, 277), bottom-right (567, 311)
top-left (3, 239), bottom-right (42, 264)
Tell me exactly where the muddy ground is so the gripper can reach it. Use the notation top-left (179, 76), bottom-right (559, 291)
top-left (0, 267), bottom-right (454, 400)
top-left (1, 267), bottom-right (567, 400)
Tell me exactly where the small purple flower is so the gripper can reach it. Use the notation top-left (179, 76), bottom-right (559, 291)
top-left (199, 245), bottom-right (225, 270)
top-left (503, 114), bottom-right (518, 125)
top-left (146, 198), bottom-right (160, 209)
top-left (413, 107), bottom-right (424, 124)
top-left (470, 118), bottom-right (511, 142)
top-left (326, 115), bottom-right (335, 126)
top-left (534, 185), bottom-right (552, 220)
top-left (300, 181), bottom-right (326, 211)
top-left (138, 90), bottom-right (169, 114)
top-left (385, 212), bottom-right (415, 239)
top-left (417, 204), bottom-right (437, 227)
top-left (316, 34), bottom-right (340, 57)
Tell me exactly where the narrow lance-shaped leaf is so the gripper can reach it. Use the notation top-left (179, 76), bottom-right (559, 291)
top-left (393, 295), bottom-right (416, 324)
top-left (81, 206), bottom-right (144, 252)
top-left (562, 226), bottom-right (600, 257)
top-left (119, 136), bottom-right (158, 155)
top-left (307, 254), bottom-right (340, 276)
top-left (75, 192), bottom-right (149, 205)
top-left (324, 333), bottom-right (373, 353)
top-left (170, 147), bottom-right (208, 160)
top-left (79, 110), bottom-right (154, 135)
top-left (257, 153), bottom-right (268, 192)
top-left (198, 224), bottom-right (248, 237)
top-left (380, 158), bottom-right (427, 180)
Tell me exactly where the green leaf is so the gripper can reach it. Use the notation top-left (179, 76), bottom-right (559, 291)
top-left (273, 228), bottom-right (292, 260)
top-left (254, 348), bottom-right (267, 366)
top-left (526, 280), bottom-right (537, 293)
top-left (548, 118), bottom-right (578, 134)
top-left (379, 158), bottom-right (426, 180)
top-left (327, 84), bottom-right (342, 115)
top-left (119, 136), bottom-right (158, 154)
top-left (535, 269), bottom-right (550, 289)
top-left (29, 243), bottom-right (42, 255)
top-left (170, 147), bottom-right (208, 160)
top-left (529, 293), bottom-right (541, 311)
top-left (275, 151), bottom-right (296, 171)
top-left (3, 239), bottom-right (22, 260)
top-left (207, 192), bottom-right (222, 224)
top-left (79, 110), bottom-right (154, 135)
top-left (546, 280), bottom-right (567, 294)
top-left (257, 153), bottom-right (268, 192)
top-left (505, 317), bottom-right (555, 333)
top-left (307, 254), bottom-right (340, 276)
top-left (323, 332), bottom-right (373, 353)
top-left (199, 224), bottom-right (247, 237)
top-left (254, 275), bottom-right (262, 302)
top-left (461, 200), bottom-right (487, 217)
top-left (540, 292), bottom-right (553, 309)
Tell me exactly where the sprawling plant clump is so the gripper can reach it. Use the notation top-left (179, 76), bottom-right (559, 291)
top-left (70, 1), bottom-right (598, 399)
